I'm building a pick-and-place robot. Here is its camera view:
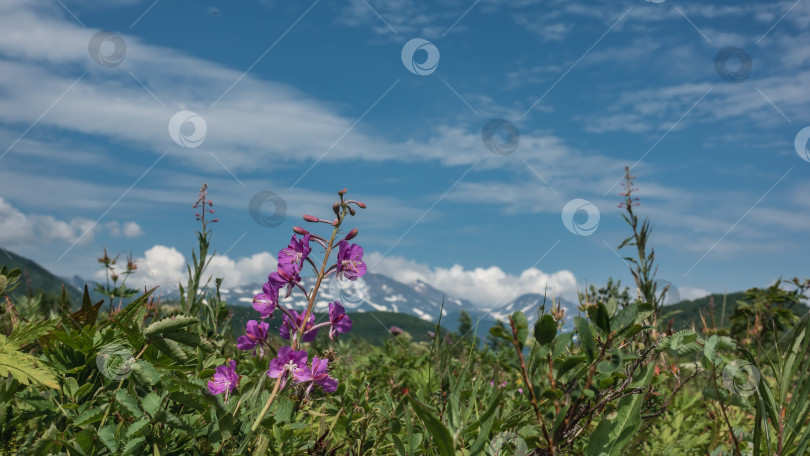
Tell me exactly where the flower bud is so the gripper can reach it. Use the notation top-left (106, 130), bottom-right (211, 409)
top-left (303, 215), bottom-right (319, 223)
top-left (348, 206), bottom-right (356, 216)
top-left (353, 201), bottom-right (367, 209)
top-left (212, 219), bottom-right (219, 223)
top-left (343, 228), bottom-right (358, 241)
top-left (332, 201), bottom-right (340, 216)
top-left (293, 226), bottom-right (309, 236)
top-left (339, 187), bottom-right (347, 196)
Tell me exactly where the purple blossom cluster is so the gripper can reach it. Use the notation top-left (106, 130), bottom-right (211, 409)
top-left (207, 190), bottom-right (366, 402)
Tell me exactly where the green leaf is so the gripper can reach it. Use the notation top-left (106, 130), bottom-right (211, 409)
top-left (407, 395), bottom-right (455, 456)
top-left (122, 437), bottom-right (146, 455)
top-left (131, 359), bottom-right (161, 386)
top-left (6, 319), bottom-right (59, 347)
top-left (703, 335), bottom-right (719, 366)
top-left (162, 330), bottom-right (216, 352)
top-left (74, 406), bottom-right (105, 427)
top-left (116, 390), bottom-right (144, 418)
top-left (588, 303), bottom-right (610, 334)
top-left (0, 335), bottom-right (60, 389)
top-left (488, 325), bottom-right (510, 340)
top-left (611, 303), bottom-right (638, 334)
top-left (584, 364), bottom-right (654, 456)
top-left (534, 315), bottom-right (557, 346)
top-left (575, 317), bottom-right (595, 362)
top-left (143, 315), bottom-right (199, 338)
top-left (141, 392), bottom-right (164, 417)
top-left (605, 298), bottom-right (618, 317)
top-left (98, 423), bottom-right (119, 453)
top-left (552, 332), bottom-right (574, 358)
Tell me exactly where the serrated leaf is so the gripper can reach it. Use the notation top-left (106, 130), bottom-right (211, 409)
top-left (123, 436), bottom-right (146, 455)
top-left (141, 392), bottom-right (163, 417)
top-left (131, 359), bottom-right (161, 386)
top-left (143, 315), bottom-right (198, 338)
top-left (7, 319), bottom-right (59, 347)
top-left (0, 336), bottom-right (60, 389)
top-left (116, 390), bottom-right (143, 418)
top-left (98, 423), bottom-right (118, 453)
top-left (74, 406), bottom-right (105, 426)
top-left (162, 330), bottom-right (215, 352)
top-left (151, 338), bottom-right (189, 364)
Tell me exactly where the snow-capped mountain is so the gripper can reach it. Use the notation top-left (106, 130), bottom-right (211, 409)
top-left (69, 270), bottom-right (578, 336)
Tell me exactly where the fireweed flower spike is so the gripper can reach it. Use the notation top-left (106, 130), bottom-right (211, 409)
top-left (336, 240), bottom-right (366, 280)
top-left (208, 360), bottom-right (239, 403)
top-left (237, 320), bottom-right (269, 351)
top-left (252, 279), bottom-right (282, 318)
top-left (240, 189), bottom-right (365, 448)
top-left (328, 301), bottom-right (352, 340)
top-left (267, 346), bottom-right (309, 390)
top-left (278, 234), bottom-right (311, 278)
top-left (299, 356), bottom-right (338, 395)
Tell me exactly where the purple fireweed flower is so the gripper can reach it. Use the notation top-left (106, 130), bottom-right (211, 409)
top-left (267, 346), bottom-right (309, 389)
top-left (208, 360), bottom-right (239, 403)
top-left (237, 320), bottom-right (269, 351)
top-left (328, 301), bottom-right (352, 340)
top-left (253, 278), bottom-right (282, 318)
top-left (428, 331), bottom-right (436, 338)
top-left (278, 234), bottom-right (311, 279)
top-left (336, 240), bottom-right (366, 280)
top-left (280, 310), bottom-right (318, 342)
top-left (299, 356), bottom-right (338, 395)
top-left (389, 326), bottom-right (402, 336)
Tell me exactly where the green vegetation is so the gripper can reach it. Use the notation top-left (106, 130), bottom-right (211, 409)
top-left (1, 173), bottom-right (809, 455)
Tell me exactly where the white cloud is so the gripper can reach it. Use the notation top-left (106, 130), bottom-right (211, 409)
top-left (0, 197), bottom-right (138, 246)
top-left (122, 245), bottom-right (278, 296)
top-left (678, 286), bottom-right (710, 302)
top-left (105, 221), bottom-right (144, 238)
top-left (365, 251), bottom-right (579, 307)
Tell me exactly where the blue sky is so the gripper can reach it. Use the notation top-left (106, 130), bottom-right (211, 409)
top-left (1, 0), bottom-right (808, 308)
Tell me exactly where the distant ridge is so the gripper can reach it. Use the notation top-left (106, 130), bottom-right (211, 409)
top-left (0, 247), bottom-right (83, 303)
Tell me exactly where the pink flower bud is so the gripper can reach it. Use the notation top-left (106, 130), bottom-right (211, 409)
top-left (293, 226), bottom-right (309, 236)
top-left (348, 206), bottom-right (356, 216)
top-left (344, 228), bottom-right (358, 241)
top-left (303, 215), bottom-right (319, 223)
top-left (333, 201), bottom-right (340, 216)
top-left (339, 187), bottom-right (347, 196)
top-left (212, 219), bottom-right (219, 223)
